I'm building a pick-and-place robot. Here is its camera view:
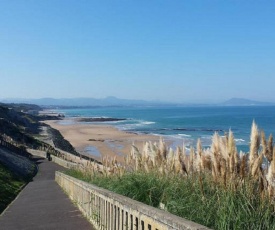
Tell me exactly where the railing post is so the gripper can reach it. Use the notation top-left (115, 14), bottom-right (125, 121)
top-left (112, 204), bottom-right (116, 230)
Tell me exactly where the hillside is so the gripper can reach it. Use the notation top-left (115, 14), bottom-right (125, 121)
top-left (0, 104), bottom-right (45, 148)
top-left (0, 103), bottom-right (79, 156)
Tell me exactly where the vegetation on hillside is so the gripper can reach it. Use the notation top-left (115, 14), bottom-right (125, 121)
top-left (0, 103), bottom-right (79, 156)
top-left (67, 122), bottom-right (275, 229)
top-left (0, 104), bottom-right (46, 147)
top-left (0, 162), bottom-right (28, 213)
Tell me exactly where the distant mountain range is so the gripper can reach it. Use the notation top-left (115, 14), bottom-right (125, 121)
top-left (222, 98), bottom-right (275, 106)
top-left (1, 97), bottom-right (274, 107)
top-left (1, 96), bottom-right (166, 107)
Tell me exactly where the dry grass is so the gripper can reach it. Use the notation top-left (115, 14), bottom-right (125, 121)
top-left (68, 121), bottom-right (275, 229)
top-left (84, 121), bottom-right (275, 201)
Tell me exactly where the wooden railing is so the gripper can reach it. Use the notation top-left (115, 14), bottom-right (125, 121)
top-left (0, 137), bottom-right (32, 158)
top-left (56, 172), bottom-right (210, 230)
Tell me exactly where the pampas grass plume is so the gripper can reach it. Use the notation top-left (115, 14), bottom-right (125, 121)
top-left (250, 121), bottom-right (260, 168)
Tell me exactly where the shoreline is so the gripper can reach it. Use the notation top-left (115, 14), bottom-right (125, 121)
top-left (43, 118), bottom-right (160, 162)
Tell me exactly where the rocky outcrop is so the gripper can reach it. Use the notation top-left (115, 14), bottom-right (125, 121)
top-left (77, 117), bottom-right (126, 122)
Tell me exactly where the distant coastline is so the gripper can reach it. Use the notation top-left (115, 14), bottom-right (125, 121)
top-left (2, 97), bottom-right (275, 107)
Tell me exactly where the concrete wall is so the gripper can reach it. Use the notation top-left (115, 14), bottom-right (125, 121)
top-left (27, 149), bottom-right (47, 158)
top-left (56, 172), bottom-right (210, 230)
top-left (27, 149), bottom-right (79, 169)
top-left (51, 155), bottom-right (78, 169)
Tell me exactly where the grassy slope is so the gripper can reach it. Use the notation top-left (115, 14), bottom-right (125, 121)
top-left (0, 162), bottom-right (27, 213)
top-left (66, 170), bottom-right (275, 230)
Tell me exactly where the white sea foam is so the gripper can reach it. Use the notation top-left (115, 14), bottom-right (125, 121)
top-left (178, 133), bottom-right (192, 137)
top-left (165, 134), bottom-right (189, 140)
top-left (131, 120), bottom-right (155, 126)
top-left (184, 146), bottom-right (191, 153)
top-left (201, 135), bottom-right (212, 140)
top-left (141, 121), bottom-right (156, 125)
top-left (235, 138), bottom-right (245, 142)
top-left (116, 120), bottom-right (155, 130)
top-left (235, 138), bottom-right (246, 144)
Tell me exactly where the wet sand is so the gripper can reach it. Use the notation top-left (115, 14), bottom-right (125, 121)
top-left (43, 119), bottom-right (160, 162)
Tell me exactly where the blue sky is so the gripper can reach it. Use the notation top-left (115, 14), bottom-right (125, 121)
top-left (0, 1), bottom-right (274, 103)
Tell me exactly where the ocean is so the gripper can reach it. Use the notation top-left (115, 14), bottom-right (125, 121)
top-left (55, 106), bottom-right (275, 153)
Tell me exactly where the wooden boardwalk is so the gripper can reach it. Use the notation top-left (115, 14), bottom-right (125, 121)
top-left (0, 156), bottom-right (94, 230)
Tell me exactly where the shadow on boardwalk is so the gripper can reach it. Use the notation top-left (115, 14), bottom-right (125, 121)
top-left (0, 156), bottom-right (94, 230)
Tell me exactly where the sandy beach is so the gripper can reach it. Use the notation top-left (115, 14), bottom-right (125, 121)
top-left (43, 119), bottom-right (160, 162)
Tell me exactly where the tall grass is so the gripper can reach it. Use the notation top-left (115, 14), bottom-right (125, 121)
top-left (67, 122), bottom-right (275, 229)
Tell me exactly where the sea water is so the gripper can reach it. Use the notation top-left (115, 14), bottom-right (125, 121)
top-left (55, 106), bottom-right (275, 153)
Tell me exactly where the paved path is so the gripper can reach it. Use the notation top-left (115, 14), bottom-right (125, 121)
top-left (0, 156), bottom-right (94, 230)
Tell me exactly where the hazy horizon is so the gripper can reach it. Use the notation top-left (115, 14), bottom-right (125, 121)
top-left (2, 96), bottom-right (275, 106)
top-left (1, 1), bottom-right (275, 103)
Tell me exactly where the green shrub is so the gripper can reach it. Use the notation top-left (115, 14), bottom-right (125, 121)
top-left (0, 163), bottom-right (27, 213)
